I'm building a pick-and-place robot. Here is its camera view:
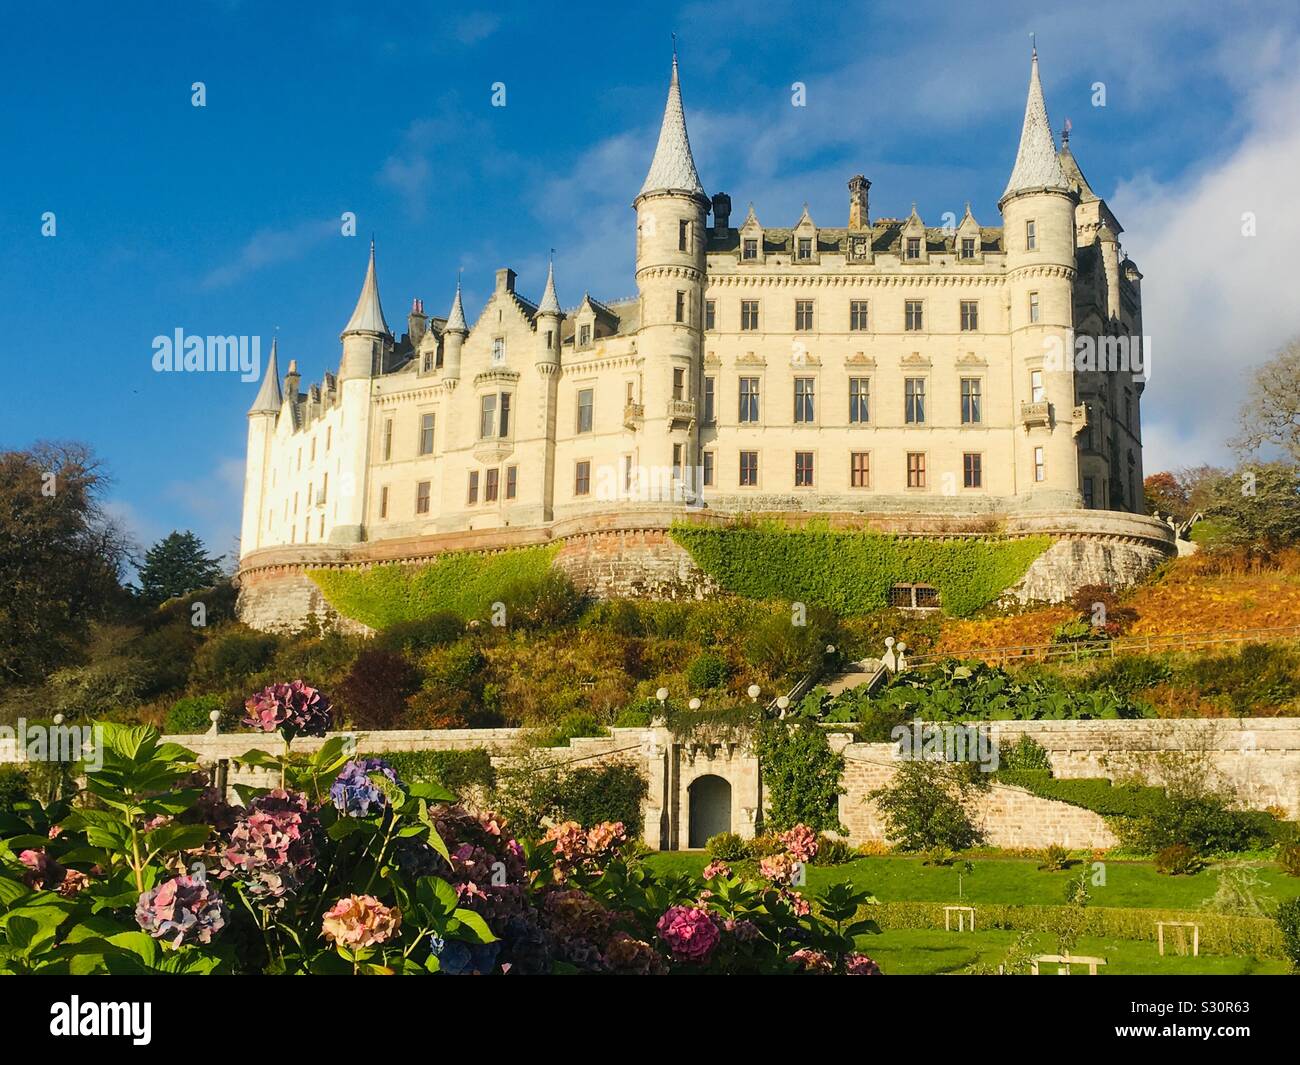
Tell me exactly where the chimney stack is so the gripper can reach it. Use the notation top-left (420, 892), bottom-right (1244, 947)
top-left (711, 192), bottom-right (732, 235)
top-left (408, 297), bottom-right (427, 347)
top-left (495, 268), bottom-right (517, 294)
top-left (848, 175), bottom-right (871, 230)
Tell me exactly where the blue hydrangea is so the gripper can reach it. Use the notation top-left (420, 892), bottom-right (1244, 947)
top-left (330, 758), bottom-right (401, 818)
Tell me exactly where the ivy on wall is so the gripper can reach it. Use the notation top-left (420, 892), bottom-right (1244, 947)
top-left (670, 523), bottom-right (1051, 617)
top-left (308, 545), bottom-right (559, 628)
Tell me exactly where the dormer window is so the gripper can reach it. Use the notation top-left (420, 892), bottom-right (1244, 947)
top-left (579, 324), bottom-right (592, 347)
top-left (797, 237), bottom-right (813, 261)
top-left (961, 237), bottom-right (976, 260)
top-left (906, 237), bottom-right (921, 260)
top-left (742, 238), bottom-right (758, 261)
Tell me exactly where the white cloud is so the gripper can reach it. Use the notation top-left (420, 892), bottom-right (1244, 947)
top-left (201, 218), bottom-right (337, 289)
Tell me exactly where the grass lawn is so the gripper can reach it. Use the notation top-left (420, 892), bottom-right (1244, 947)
top-left (644, 853), bottom-right (1300, 910)
top-left (860, 928), bottom-right (1291, 976)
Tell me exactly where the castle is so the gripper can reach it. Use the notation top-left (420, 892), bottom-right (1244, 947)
top-left (237, 48), bottom-right (1164, 628)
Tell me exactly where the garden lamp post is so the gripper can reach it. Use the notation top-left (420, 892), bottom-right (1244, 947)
top-left (747, 684), bottom-right (761, 704)
top-left (776, 695), bottom-right (790, 719)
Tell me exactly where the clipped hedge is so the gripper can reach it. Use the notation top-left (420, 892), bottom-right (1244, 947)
top-left (309, 545), bottom-right (560, 628)
top-left (870, 900), bottom-right (1286, 959)
top-left (670, 523), bottom-right (1050, 617)
top-left (994, 770), bottom-right (1168, 818)
top-left (365, 748), bottom-right (496, 797)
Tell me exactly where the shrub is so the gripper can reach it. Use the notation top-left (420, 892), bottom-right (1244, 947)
top-left (706, 832), bottom-right (749, 863)
top-left (191, 627), bottom-right (278, 687)
top-left (539, 712), bottom-right (609, 747)
top-left (549, 762), bottom-right (648, 834)
top-left (1068, 583), bottom-right (1137, 635)
top-left (744, 607), bottom-right (841, 681)
top-left (496, 569), bottom-right (585, 630)
top-left (612, 704), bottom-right (653, 728)
top-left (754, 721), bottom-right (844, 833)
top-left (46, 656), bottom-right (151, 721)
top-left (374, 612), bottom-right (463, 654)
top-left (999, 735), bottom-right (1053, 773)
top-left (164, 694), bottom-right (227, 734)
top-left (336, 649), bottom-right (421, 730)
top-left (869, 759), bottom-right (986, 852)
top-left (813, 835), bottom-right (856, 866)
top-left (1037, 844), bottom-right (1071, 871)
top-left (583, 599), bottom-right (645, 637)
top-left (1276, 898), bottom-right (1300, 969)
top-left (746, 833), bottom-right (784, 858)
top-left (1082, 655), bottom-right (1172, 696)
top-left (1155, 844), bottom-right (1205, 876)
top-left (686, 652), bottom-right (730, 690)
top-left (1278, 841), bottom-right (1300, 877)
top-left (1131, 794), bottom-right (1276, 855)
top-left (0, 764), bottom-right (29, 813)
top-left (366, 748), bottom-right (494, 798)
top-left (921, 845), bottom-right (957, 866)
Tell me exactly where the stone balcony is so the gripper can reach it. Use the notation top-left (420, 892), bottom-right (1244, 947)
top-left (623, 402), bottom-right (644, 430)
top-left (1020, 400), bottom-right (1050, 429)
top-left (667, 399), bottom-right (696, 428)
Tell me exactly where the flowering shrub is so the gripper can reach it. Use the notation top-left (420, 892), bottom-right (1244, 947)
top-left (0, 690), bottom-right (886, 975)
top-left (243, 680), bottom-right (333, 740)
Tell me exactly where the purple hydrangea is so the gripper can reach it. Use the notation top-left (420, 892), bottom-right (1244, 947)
top-left (330, 758), bottom-right (401, 818)
top-left (219, 790), bottom-right (321, 902)
top-left (136, 874), bottom-right (228, 947)
top-left (243, 680), bottom-right (332, 740)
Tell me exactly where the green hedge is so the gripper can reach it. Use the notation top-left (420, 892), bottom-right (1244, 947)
top-left (670, 523), bottom-right (1050, 617)
top-left (364, 748), bottom-right (496, 797)
top-left (870, 901), bottom-right (1286, 959)
top-left (309, 545), bottom-right (560, 628)
top-left (995, 770), bottom-right (1167, 818)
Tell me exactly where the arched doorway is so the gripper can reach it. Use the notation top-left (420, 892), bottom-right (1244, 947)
top-left (688, 775), bottom-right (732, 848)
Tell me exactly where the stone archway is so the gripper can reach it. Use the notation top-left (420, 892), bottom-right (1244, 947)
top-left (688, 774), bottom-right (732, 848)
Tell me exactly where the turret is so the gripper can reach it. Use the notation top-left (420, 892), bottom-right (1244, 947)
top-left (634, 53), bottom-right (708, 499)
top-left (442, 279), bottom-right (468, 383)
top-left (339, 240), bottom-right (391, 380)
top-left (999, 46), bottom-right (1080, 509)
top-left (241, 337), bottom-right (282, 556)
top-left (535, 258), bottom-right (562, 369)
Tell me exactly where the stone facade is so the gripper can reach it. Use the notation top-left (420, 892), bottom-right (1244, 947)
top-left (239, 48), bottom-right (1150, 586)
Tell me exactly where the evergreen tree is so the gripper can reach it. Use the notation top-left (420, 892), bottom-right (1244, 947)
top-left (137, 531), bottom-right (224, 605)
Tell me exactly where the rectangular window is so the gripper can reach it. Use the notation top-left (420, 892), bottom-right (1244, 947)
top-left (798, 237), bottom-right (813, 261)
top-left (679, 219), bottom-right (689, 251)
top-left (850, 300), bottom-right (869, 330)
top-left (577, 388), bottom-right (594, 433)
top-left (1034, 446), bottom-right (1046, 482)
top-left (960, 377), bottom-right (982, 424)
top-left (795, 299), bottom-right (814, 331)
top-left (379, 486), bottom-right (389, 518)
top-left (492, 337), bottom-right (505, 363)
top-left (742, 238), bottom-right (758, 260)
top-left (705, 299), bottom-right (716, 331)
top-left (960, 300), bottom-right (979, 331)
top-left (382, 419), bottom-right (393, 461)
top-left (310, 438), bottom-right (316, 462)
top-left (1082, 402), bottom-right (1094, 450)
top-left (702, 450), bottom-right (715, 487)
top-left (961, 237), bottom-right (975, 259)
top-left (906, 452), bottom-right (927, 488)
top-left (739, 376), bottom-right (760, 422)
top-left (1026, 219), bottom-right (1037, 250)
top-left (739, 450), bottom-right (758, 487)
top-left (795, 451), bottom-right (814, 487)
top-left (794, 377), bottom-right (815, 423)
top-left (849, 377), bottom-right (870, 423)
top-left (904, 377), bottom-right (926, 424)
top-left (703, 376), bottom-right (715, 424)
top-left (506, 465), bottom-right (518, 499)
top-left (326, 427), bottom-right (332, 451)
top-left (579, 324), bottom-right (591, 346)
top-left (417, 480), bottom-right (432, 513)
top-left (851, 451), bottom-right (870, 488)
top-left (574, 460), bottom-right (591, 496)
top-left (1030, 369), bottom-right (1045, 403)
top-left (419, 413), bottom-right (435, 455)
top-left (906, 236), bottom-right (921, 260)
top-left (466, 472), bottom-right (478, 505)
top-left (499, 393), bottom-right (511, 437)
top-left (320, 472), bottom-right (328, 504)
top-left (672, 443), bottom-right (684, 480)
top-left (479, 394), bottom-right (496, 438)
top-left (740, 300), bottom-right (759, 330)
top-left (485, 467), bottom-right (499, 502)
top-left (905, 300), bottom-right (923, 331)
top-left (963, 452), bottom-right (982, 488)
top-left (673, 367), bottom-right (685, 401)
top-left (675, 291), bottom-right (686, 323)
top-left (1083, 476), bottom-right (1095, 509)
top-left (1029, 291), bottom-right (1040, 323)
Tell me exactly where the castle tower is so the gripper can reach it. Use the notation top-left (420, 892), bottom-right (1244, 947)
top-left (442, 279), bottom-right (468, 384)
top-left (535, 259), bottom-right (563, 518)
top-left (634, 53), bottom-right (709, 501)
top-left (241, 337), bottom-right (282, 556)
top-left (999, 47), bottom-right (1081, 509)
top-left (333, 242), bottom-right (391, 543)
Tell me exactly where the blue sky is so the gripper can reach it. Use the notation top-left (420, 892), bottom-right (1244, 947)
top-left (4, 0), bottom-right (1300, 564)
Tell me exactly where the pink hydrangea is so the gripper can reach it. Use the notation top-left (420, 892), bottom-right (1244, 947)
top-left (321, 894), bottom-right (401, 949)
top-left (846, 952), bottom-right (882, 975)
top-left (789, 947), bottom-right (833, 974)
top-left (759, 852), bottom-right (796, 885)
top-left (585, 821), bottom-right (626, 854)
top-left (656, 905), bottom-right (720, 962)
top-left (543, 821), bottom-right (588, 862)
top-left (781, 824), bottom-right (819, 863)
top-left (784, 889), bottom-right (811, 917)
top-left (243, 680), bottom-right (332, 740)
top-left (702, 859), bottom-right (731, 881)
top-left (723, 917), bottom-right (760, 942)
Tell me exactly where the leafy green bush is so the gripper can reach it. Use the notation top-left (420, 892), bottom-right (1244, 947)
top-left (744, 606), bottom-right (842, 680)
top-left (366, 748), bottom-right (495, 797)
top-left (1155, 844), bottom-right (1205, 876)
top-left (336, 649), bottom-right (420, 730)
top-left (999, 735), bottom-right (1053, 773)
top-left (164, 693), bottom-right (227, 734)
top-left (1276, 898), bottom-right (1300, 969)
top-left (1037, 844), bottom-right (1071, 871)
top-left (191, 627), bottom-right (278, 687)
top-left (1128, 794), bottom-right (1278, 855)
top-left (374, 612), bottom-right (464, 654)
top-left (686, 652), bottom-right (730, 690)
top-left (671, 522), bottom-right (1051, 617)
top-left (538, 712), bottom-right (609, 747)
top-left (996, 770), bottom-right (1168, 819)
top-left (1080, 655), bottom-right (1172, 696)
top-left (868, 759), bottom-right (986, 852)
top-left (496, 569), bottom-right (585, 629)
top-left (494, 761), bottom-right (648, 835)
top-left (308, 546), bottom-right (561, 628)
top-left (0, 764), bottom-right (29, 813)
top-left (813, 835), bottom-right (856, 866)
top-left (754, 721), bottom-right (844, 833)
top-left (706, 832), bottom-right (750, 862)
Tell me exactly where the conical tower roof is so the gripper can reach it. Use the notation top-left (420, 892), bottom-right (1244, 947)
top-left (1001, 49), bottom-right (1069, 203)
top-left (537, 259), bottom-right (561, 315)
top-left (445, 279), bottom-right (468, 333)
top-left (638, 55), bottom-right (705, 201)
top-left (341, 240), bottom-right (390, 336)
top-left (248, 337), bottom-right (282, 415)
